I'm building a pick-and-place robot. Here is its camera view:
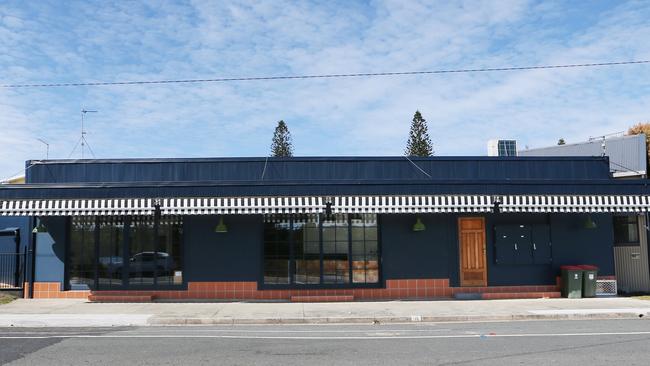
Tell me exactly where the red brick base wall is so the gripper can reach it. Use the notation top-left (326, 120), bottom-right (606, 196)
top-left (25, 282), bottom-right (90, 299)
top-left (27, 276), bottom-right (617, 300)
top-left (86, 279), bottom-right (454, 300)
top-left (90, 279), bottom-right (560, 301)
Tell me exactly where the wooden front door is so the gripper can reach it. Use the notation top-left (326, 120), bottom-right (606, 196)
top-left (458, 217), bottom-right (487, 287)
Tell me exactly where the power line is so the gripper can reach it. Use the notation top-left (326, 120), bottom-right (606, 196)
top-left (403, 155), bottom-right (432, 178)
top-left (1, 60), bottom-right (649, 88)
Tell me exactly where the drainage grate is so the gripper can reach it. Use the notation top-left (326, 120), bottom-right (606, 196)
top-left (596, 279), bottom-right (617, 296)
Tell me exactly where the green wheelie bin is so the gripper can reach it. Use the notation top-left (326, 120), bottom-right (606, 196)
top-left (561, 265), bottom-right (583, 298)
top-left (577, 265), bottom-right (599, 298)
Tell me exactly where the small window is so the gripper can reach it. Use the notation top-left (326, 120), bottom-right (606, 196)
top-left (613, 215), bottom-right (640, 246)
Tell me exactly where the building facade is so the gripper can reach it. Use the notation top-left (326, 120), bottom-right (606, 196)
top-left (1, 156), bottom-right (649, 301)
top-left (520, 134), bottom-right (650, 293)
top-left (487, 139), bottom-right (518, 157)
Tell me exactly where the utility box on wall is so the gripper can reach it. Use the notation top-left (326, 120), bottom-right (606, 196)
top-left (494, 224), bottom-right (552, 265)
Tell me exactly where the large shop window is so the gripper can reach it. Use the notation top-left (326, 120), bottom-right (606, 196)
top-left (128, 217), bottom-right (156, 286)
top-left (294, 215), bottom-right (321, 285)
top-left (68, 217), bottom-right (96, 289)
top-left (98, 216), bottom-right (124, 287)
top-left (156, 217), bottom-right (183, 286)
top-left (67, 216), bottom-right (183, 290)
top-left (263, 216), bottom-right (292, 284)
top-left (351, 214), bottom-right (379, 283)
top-left (614, 215), bottom-right (640, 246)
top-left (263, 214), bottom-right (379, 287)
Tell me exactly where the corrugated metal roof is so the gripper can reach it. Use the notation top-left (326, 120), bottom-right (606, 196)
top-left (24, 156), bottom-right (612, 184)
top-left (0, 155), bottom-right (645, 200)
top-left (519, 134), bottom-right (647, 177)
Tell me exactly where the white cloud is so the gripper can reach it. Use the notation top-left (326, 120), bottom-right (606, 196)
top-left (0, 0), bottom-right (649, 179)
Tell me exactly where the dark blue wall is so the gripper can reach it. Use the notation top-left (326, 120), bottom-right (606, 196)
top-left (548, 214), bottom-right (615, 274)
top-left (4, 156), bottom-right (648, 199)
top-left (33, 212), bottom-right (616, 289)
top-left (484, 213), bottom-right (614, 286)
top-left (31, 215), bottom-right (267, 286)
top-left (35, 217), bottom-right (66, 285)
top-left (25, 156), bottom-right (611, 184)
top-left (0, 217), bottom-right (66, 288)
top-left (381, 213), bottom-right (614, 287)
top-left (0, 217), bottom-right (30, 252)
top-left (7, 179), bottom-right (650, 199)
top-left (380, 214), bottom-right (456, 281)
top-left (484, 214), bottom-right (552, 286)
top-left (183, 215), bottom-right (263, 282)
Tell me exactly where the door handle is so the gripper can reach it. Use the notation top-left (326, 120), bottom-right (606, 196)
top-left (533, 243), bottom-right (537, 250)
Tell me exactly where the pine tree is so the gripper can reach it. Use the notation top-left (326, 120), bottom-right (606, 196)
top-left (270, 120), bottom-right (293, 157)
top-left (405, 110), bottom-right (433, 157)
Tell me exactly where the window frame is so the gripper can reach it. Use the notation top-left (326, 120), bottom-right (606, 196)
top-left (65, 215), bottom-right (186, 291)
top-left (613, 215), bottom-right (641, 247)
top-left (260, 213), bottom-right (382, 290)
top-left (65, 216), bottom-right (97, 290)
top-left (262, 215), bottom-right (293, 285)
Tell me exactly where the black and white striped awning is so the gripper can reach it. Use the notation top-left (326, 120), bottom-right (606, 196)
top-left (0, 199), bottom-right (153, 216)
top-left (499, 195), bottom-right (650, 213)
top-left (332, 195), bottom-right (493, 213)
top-left (3, 195), bottom-right (650, 216)
top-left (159, 197), bottom-right (324, 215)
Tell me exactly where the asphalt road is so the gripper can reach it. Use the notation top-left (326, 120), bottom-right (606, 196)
top-left (1, 319), bottom-right (650, 365)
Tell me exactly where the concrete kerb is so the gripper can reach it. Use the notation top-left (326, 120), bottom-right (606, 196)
top-left (3, 298), bottom-right (650, 327)
top-left (147, 312), bottom-right (650, 326)
top-left (0, 312), bottom-right (648, 327)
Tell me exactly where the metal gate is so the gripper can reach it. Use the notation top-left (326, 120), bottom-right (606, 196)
top-left (0, 229), bottom-right (26, 289)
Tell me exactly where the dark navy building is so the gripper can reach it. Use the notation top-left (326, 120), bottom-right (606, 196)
top-left (1, 156), bottom-right (648, 301)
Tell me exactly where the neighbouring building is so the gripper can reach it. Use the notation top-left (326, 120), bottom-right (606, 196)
top-left (1, 156), bottom-right (649, 301)
top-left (487, 139), bottom-right (518, 157)
top-left (520, 133), bottom-right (650, 293)
top-left (3, 175), bottom-right (26, 184)
top-left (520, 134), bottom-right (647, 178)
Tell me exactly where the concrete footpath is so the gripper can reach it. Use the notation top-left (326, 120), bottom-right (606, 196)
top-left (1, 297), bottom-right (649, 327)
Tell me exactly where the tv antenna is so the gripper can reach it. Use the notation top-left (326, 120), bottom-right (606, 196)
top-left (68, 109), bottom-right (97, 159)
top-left (588, 131), bottom-right (624, 142)
top-left (36, 138), bottom-right (49, 159)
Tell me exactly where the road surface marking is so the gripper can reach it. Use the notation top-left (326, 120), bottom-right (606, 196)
top-left (2, 331), bottom-right (650, 340)
top-left (529, 308), bottom-right (650, 315)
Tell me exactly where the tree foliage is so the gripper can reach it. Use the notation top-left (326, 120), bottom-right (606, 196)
top-left (271, 120), bottom-right (293, 157)
top-left (405, 110), bottom-right (433, 157)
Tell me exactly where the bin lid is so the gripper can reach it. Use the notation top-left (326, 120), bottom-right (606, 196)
top-left (560, 265), bottom-right (582, 270)
top-left (576, 265), bottom-right (599, 270)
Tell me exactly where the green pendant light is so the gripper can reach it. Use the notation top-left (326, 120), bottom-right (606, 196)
top-left (584, 215), bottom-right (597, 229)
top-left (214, 216), bottom-right (228, 233)
top-left (412, 217), bottom-right (426, 232)
top-left (32, 221), bottom-right (48, 233)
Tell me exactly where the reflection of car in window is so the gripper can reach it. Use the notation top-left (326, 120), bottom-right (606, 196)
top-left (102, 252), bottom-right (175, 275)
top-left (130, 252), bottom-right (175, 274)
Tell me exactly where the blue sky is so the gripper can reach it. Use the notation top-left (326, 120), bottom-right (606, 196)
top-left (1, 0), bottom-right (649, 179)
